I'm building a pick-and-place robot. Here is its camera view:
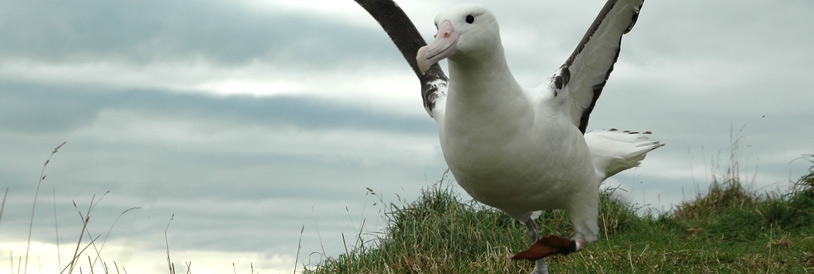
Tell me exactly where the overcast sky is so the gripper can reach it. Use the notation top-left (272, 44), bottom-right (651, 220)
top-left (1, 0), bottom-right (812, 273)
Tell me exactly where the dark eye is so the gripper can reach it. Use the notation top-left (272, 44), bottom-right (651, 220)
top-left (465, 15), bottom-right (474, 24)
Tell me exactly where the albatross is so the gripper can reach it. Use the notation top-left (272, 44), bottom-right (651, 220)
top-left (353, 0), bottom-right (660, 273)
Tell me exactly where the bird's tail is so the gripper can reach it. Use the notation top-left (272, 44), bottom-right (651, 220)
top-left (584, 129), bottom-right (664, 181)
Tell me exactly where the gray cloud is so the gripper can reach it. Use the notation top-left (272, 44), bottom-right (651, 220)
top-left (0, 81), bottom-right (433, 135)
top-left (0, 0), bottom-right (402, 69)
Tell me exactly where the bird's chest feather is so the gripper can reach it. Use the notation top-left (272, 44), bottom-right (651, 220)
top-left (439, 105), bottom-right (593, 208)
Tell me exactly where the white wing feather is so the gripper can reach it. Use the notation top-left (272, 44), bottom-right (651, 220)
top-left (584, 129), bottom-right (663, 180)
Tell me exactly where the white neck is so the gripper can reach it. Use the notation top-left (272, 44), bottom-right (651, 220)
top-left (443, 45), bottom-right (531, 134)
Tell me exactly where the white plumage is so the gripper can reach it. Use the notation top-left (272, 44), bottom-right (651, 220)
top-left (354, 0), bottom-right (658, 273)
top-left (585, 129), bottom-right (664, 180)
top-left (414, 2), bottom-right (657, 273)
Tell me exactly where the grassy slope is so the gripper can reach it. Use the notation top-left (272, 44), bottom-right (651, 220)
top-left (307, 159), bottom-right (814, 273)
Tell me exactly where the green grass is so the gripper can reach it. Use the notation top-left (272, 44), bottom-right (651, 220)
top-left (305, 156), bottom-right (814, 273)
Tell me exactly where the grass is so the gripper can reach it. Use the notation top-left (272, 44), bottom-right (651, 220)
top-left (305, 155), bottom-right (814, 273)
top-left (2, 142), bottom-right (144, 274)
top-left (3, 142), bottom-right (269, 274)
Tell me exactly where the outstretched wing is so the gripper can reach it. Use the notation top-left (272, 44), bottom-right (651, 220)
top-left (552, 0), bottom-right (644, 133)
top-left (353, 0), bottom-right (448, 119)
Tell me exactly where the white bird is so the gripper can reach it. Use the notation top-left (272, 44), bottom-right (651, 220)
top-left (354, 1), bottom-right (660, 273)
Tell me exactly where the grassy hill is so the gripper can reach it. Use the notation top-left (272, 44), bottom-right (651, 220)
top-left (305, 156), bottom-right (814, 273)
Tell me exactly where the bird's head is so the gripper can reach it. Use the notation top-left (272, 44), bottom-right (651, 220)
top-left (417, 4), bottom-right (502, 75)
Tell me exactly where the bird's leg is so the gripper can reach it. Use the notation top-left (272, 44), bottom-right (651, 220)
top-left (572, 233), bottom-right (587, 253)
top-left (525, 218), bottom-right (549, 274)
top-left (525, 218), bottom-right (538, 242)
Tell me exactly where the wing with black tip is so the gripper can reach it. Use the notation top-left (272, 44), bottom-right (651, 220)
top-left (353, 0), bottom-right (448, 119)
top-left (552, 0), bottom-right (645, 133)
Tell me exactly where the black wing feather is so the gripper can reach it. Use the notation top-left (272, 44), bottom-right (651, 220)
top-left (353, 0), bottom-right (448, 117)
top-left (560, 0), bottom-right (644, 133)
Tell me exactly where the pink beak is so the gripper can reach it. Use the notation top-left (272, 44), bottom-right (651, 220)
top-left (417, 20), bottom-right (458, 75)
